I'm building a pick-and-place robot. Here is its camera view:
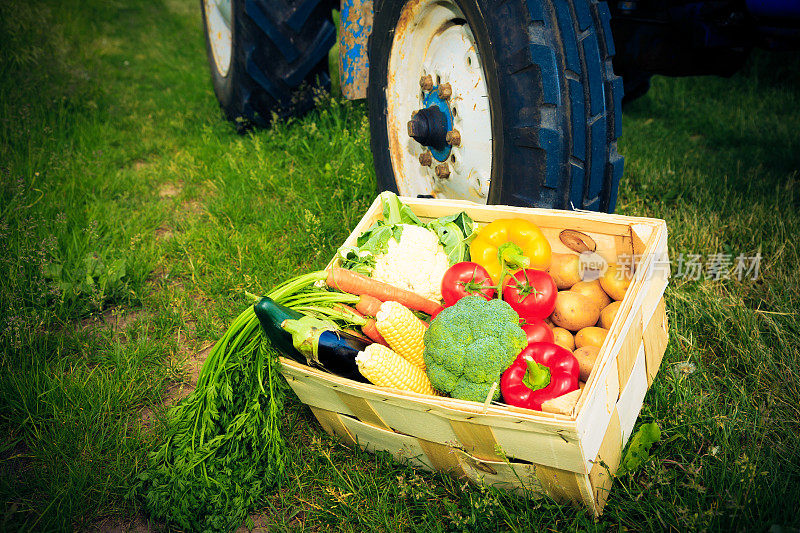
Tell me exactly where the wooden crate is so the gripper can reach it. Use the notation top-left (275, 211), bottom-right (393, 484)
top-left (279, 196), bottom-right (670, 515)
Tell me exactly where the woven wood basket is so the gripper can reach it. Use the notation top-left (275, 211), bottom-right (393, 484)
top-left (279, 196), bottom-right (670, 516)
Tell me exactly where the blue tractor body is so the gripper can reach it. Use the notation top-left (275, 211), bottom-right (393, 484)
top-left (338, 0), bottom-right (800, 100)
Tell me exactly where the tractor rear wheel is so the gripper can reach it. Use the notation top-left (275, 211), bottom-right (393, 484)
top-left (368, 0), bottom-right (625, 211)
top-left (201, 0), bottom-right (336, 130)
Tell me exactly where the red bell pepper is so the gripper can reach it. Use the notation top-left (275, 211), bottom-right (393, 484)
top-left (500, 342), bottom-right (580, 411)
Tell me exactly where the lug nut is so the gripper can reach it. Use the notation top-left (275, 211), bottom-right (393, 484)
top-left (419, 151), bottom-right (432, 167)
top-left (437, 82), bottom-right (452, 100)
top-left (445, 129), bottom-right (461, 146)
top-left (435, 163), bottom-right (450, 179)
top-left (420, 75), bottom-right (433, 92)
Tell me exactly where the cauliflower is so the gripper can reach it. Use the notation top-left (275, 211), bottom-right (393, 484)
top-left (371, 224), bottom-right (450, 301)
top-left (423, 295), bottom-right (527, 402)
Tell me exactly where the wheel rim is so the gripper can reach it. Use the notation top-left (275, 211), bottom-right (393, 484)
top-left (387, 0), bottom-right (492, 203)
top-left (204, 0), bottom-right (233, 77)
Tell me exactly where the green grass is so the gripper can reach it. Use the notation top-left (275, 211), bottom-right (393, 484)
top-left (1, 0), bottom-right (799, 530)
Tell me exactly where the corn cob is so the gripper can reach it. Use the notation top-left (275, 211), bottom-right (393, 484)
top-left (375, 301), bottom-right (427, 370)
top-left (355, 344), bottom-right (438, 396)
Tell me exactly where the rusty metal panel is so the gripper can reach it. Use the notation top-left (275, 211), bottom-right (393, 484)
top-left (339, 0), bottom-right (373, 100)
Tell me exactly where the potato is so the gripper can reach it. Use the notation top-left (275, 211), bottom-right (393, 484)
top-left (548, 253), bottom-right (582, 289)
top-left (573, 345), bottom-right (600, 381)
top-left (570, 279), bottom-right (611, 310)
top-left (600, 264), bottom-right (633, 301)
top-left (550, 291), bottom-right (600, 332)
top-left (599, 301), bottom-right (621, 329)
top-left (575, 326), bottom-right (608, 349)
top-left (552, 327), bottom-right (575, 351)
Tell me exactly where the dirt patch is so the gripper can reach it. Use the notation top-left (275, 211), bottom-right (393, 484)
top-left (138, 333), bottom-right (214, 429)
top-left (181, 199), bottom-right (205, 215)
top-left (146, 264), bottom-right (183, 291)
top-left (237, 490), bottom-right (311, 532)
top-left (236, 514), bottom-right (274, 533)
top-left (154, 223), bottom-right (173, 241)
top-left (89, 515), bottom-right (157, 533)
top-left (79, 306), bottom-right (151, 337)
top-left (158, 182), bottom-right (182, 198)
top-left (131, 159), bottom-right (150, 171)
top-left (176, 330), bottom-right (215, 388)
top-left (0, 440), bottom-right (33, 491)
top-left (0, 440), bottom-right (38, 527)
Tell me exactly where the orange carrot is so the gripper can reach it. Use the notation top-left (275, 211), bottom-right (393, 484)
top-left (326, 267), bottom-right (443, 316)
top-left (335, 303), bottom-right (388, 346)
top-left (355, 294), bottom-right (383, 317)
top-left (361, 320), bottom-right (388, 347)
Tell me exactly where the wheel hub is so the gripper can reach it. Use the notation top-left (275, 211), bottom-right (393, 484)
top-left (386, 0), bottom-right (492, 202)
top-left (407, 106), bottom-right (448, 151)
top-left (407, 86), bottom-right (454, 161)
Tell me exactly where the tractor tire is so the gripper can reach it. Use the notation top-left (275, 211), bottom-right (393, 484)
top-left (201, 0), bottom-right (336, 130)
top-left (368, 0), bottom-right (625, 212)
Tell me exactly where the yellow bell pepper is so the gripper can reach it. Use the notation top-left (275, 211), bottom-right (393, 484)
top-left (469, 218), bottom-right (551, 283)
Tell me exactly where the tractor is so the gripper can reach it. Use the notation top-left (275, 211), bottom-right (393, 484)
top-left (200, 0), bottom-right (800, 212)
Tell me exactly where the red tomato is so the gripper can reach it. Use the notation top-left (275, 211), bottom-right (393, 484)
top-left (503, 269), bottom-right (557, 320)
top-left (521, 319), bottom-right (554, 345)
top-left (441, 262), bottom-right (496, 306)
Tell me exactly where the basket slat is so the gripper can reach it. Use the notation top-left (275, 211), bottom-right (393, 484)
top-left (455, 452), bottom-right (542, 496)
top-left (449, 420), bottom-right (501, 461)
top-left (336, 392), bottom-right (392, 430)
top-left (575, 353), bottom-right (621, 473)
top-left (493, 425), bottom-right (585, 472)
top-left (309, 406), bottom-right (355, 446)
top-left (369, 393), bottom-right (587, 471)
top-left (535, 464), bottom-right (587, 505)
top-left (617, 308), bottom-right (643, 393)
top-left (616, 344), bottom-right (649, 444)
top-left (417, 438), bottom-right (465, 474)
top-left (644, 298), bottom-right (669, 386)
top-left (336, 413), bottom-right (438, 471)
top-left (366, 396), bottom-right (587, 472)
top-left (639, 229), bottom-right (670, 325)
top-left (588, 407), bottom-right (623, 514)
top-left (366, 399), bottom-right (461, 443)
top-left (284, 373), bottom-right (358, 418)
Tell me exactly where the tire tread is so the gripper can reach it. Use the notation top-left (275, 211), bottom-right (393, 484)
top-left (245, 0), bottom-right (300, 63)
top-left (204, 0), bottom-right (335, 128)
top-left (520, 0), bottom-right (622, 211)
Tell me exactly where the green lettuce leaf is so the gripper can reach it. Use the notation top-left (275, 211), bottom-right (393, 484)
top-left (428, 221), bottom-right (467, 264)
top-left (617, 422), bottom-right (661, 475)
top-left (380, 192), bottom-right (422, 225)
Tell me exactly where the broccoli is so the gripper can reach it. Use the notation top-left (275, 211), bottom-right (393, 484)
top-left (423, 295), bottom-right (527, 402)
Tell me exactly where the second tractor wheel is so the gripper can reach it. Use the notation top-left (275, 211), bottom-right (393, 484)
top-left (368, 0), bottom-right (625, 212)
top-left (201, 0), bottom-right (336, 130)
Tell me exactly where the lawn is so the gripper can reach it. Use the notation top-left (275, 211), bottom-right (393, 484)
top-left (1, 0), bottom-right (799, 531)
